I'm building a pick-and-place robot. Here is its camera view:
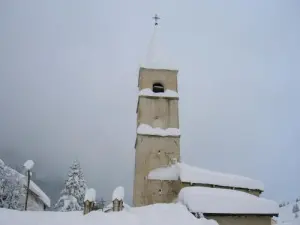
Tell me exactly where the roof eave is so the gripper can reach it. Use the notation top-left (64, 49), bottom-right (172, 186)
top-left (202, 212), bottom-right (279, 217)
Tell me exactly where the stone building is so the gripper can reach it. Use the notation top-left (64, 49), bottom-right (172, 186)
top-left (133, 16), bottom-right (279, 225)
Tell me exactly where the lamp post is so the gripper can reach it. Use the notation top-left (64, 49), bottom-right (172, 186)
top-left (23, 160), bottom-right (34, 211)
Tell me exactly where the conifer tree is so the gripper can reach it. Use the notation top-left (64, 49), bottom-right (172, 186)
top-left (0, 159), bottom-right (25, 210)
top-left (54, 160), bottom-right (87, 211)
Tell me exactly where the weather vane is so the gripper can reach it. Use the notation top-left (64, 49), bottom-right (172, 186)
top-left (153, 14), bottom-right (160, 26)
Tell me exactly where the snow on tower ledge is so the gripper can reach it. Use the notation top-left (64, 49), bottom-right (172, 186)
top-left (0, 203), bottom-right (219, 225)
top-left (139, 88), bottom-right (179, 98)
top-left (137, 124), bottom-right (180, 137)
top-left (140, 23), bottom-right (177, 70)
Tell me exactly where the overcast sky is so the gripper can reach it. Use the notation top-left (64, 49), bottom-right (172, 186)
top-left (0, 0), bottom-right (299, 204)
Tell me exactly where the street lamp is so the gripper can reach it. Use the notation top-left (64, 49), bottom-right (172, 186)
top-left (23, 160), bottom-right (34, 211)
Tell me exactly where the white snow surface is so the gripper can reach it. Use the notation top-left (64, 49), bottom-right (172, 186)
top-left (139, 88), bottom-right (179, 98)
top-left (178, 187), bottom-right (279, 215)
top-left (24, 160), bottom-right (35, 171)
top-left (84, 188), bottom-right (96, 202)
top-left (137, 124), bottom-right (180, 137)
top-left (148, 162), bottom-right (264, 191)
top-left (112, 186), bottom-right (125, 201)
top-left (103, 202), bottom-right (131, 212)
top-left (0, 203), bottom-right (218, 225)
top-left (140, 25), bottom-right (177, 70)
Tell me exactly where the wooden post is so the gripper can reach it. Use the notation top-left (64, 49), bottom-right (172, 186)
top-left (112, 199), bottom-right (124, 212)
top-left (24, 170), bottom-right (31, 211)
top-left (112, 199), bottom-right (119, 212)
top-left (84, 200), bottom-right (93, 215)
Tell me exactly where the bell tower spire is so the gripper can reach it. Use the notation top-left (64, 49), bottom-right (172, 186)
top-left (153, 14), bottom-right (160, 26)
top-left (133, 15), bottom-right (181, 206)
top-left (141, 14), bottom-right (176, 70)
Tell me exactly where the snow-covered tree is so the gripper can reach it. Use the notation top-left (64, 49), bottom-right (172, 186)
top-left (54, 160), bottom-right (87, 211)
top-left (54, 195), bottom-right (81, 212)
top-left (293, 203), bottom-right (300, 213)
top-left (0, 159), bottom-right (25, 210)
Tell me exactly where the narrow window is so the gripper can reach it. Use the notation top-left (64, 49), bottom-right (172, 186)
top-left (152, 83), bottom-right (164, 93)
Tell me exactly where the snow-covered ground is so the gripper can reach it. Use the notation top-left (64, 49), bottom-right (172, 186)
top-left (0, 203), bottom-right (218, 225)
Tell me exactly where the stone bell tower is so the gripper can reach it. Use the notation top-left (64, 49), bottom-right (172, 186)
top-left (133, 15), bottom-right (181, 207)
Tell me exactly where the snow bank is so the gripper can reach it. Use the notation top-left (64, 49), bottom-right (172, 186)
top-left (277, 218), bottom-right (300, 225)
top-left (178, 187), bottom-right (279, 215)
top-left (103, 202), bottom-right (131, 213)
top-left (112, 186), bottom-right (125, 201)
top-left (137, 124), bottom-right (180, 137)
top-left (84, 188), bottom-right (96, 202)
top-left (139, 88), bottom-right (179, 98)
top-left (0, 203), bottom-right (218, 225)
top-left (24, 160), bottom-right (35, 171)
top-left (148, 162), bottom-right (264, 191)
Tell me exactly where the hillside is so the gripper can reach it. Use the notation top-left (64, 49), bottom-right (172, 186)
top-left (277, 198), bottom-right (300, 225)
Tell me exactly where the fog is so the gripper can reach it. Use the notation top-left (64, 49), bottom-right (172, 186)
top-left (0, 0), bottom-right (299, 204)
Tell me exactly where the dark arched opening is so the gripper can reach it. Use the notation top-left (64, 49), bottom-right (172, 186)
top-left (152, 83), bottom-right (164, 93)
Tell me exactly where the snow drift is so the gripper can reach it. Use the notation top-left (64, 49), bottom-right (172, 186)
top-left (0, 203), bottom-right (218, 225)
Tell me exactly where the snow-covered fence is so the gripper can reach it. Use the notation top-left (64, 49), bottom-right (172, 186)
top-left (83, 188), bottom-right (96, 215)
top-left (112, 186), bottom-right (124, 212)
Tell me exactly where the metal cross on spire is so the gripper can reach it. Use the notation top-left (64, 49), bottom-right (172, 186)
top-left (153, 14), bottom-right (160, 26)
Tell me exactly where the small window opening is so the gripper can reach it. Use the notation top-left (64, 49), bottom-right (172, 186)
top-left (153, 83), bottom-right (164, 93)
top-left (158, 189), bottom-right (162, 194)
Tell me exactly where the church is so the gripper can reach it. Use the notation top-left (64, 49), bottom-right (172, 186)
top-left (133, 15), bottom-right (279, 225)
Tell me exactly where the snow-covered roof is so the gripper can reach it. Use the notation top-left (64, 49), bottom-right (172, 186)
top-left (137, 124), bottom-right (180, 137)
top-left (84, 188), bottom-right (96, 202)
top-left (26, 179), bottom-right (51, 207)
top-left (0, 158), bottom-right (51, 207)
top-left (178, 187), bottom-right (279, 215)
top-left (139, 88), bottom-right (179, 98)
top-left (24, 160), bottom-right (35, 171)
top-left (0, 203), bottom-right (219, 225)
top-left (112, 186), bottom-right (125, 201)
top-left (140, 24), bottom-right (177, 70)
top-left (148, 162), bottom-right (264, 191)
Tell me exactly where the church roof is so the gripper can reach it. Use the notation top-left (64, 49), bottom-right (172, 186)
top-left (140, 19), bottom-right (177, 70)
top-left (178, 187), bottom-right (279, 216)
top-left (148, 162), bottom-right (264, 191)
